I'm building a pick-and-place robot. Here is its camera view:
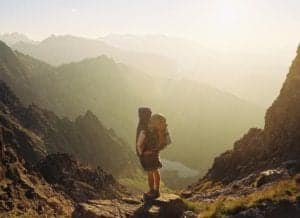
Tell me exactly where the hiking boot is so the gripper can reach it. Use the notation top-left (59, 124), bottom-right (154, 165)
top-left (143, 189), bottom-right (154, 202)
top-left (151, 189), bottom-right (160, 199)
top-left (143, 189), bottom-right (160, 199)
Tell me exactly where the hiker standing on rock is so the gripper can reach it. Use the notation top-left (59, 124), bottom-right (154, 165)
top-left (136, 107), bottom-right (171, 200)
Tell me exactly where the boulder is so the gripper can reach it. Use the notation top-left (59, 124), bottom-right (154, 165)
top-left (255, 169), bottom-right (287, 188)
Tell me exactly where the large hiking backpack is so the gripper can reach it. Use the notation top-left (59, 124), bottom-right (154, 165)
top-left (157, 127), bottom-right (172, 151)
top-left (143, 127), bottom-right (172, 152)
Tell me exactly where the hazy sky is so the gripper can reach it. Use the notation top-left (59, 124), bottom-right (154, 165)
top-left (1, 0), bottom-right (300, 52)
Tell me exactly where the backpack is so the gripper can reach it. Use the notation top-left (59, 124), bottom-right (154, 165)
top-left (144, 128), bottom-right (172, 152)
top-left (157, 128), bottom-right (172, 151)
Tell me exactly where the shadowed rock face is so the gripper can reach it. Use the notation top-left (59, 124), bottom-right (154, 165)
top-left (0, 77), bottom-right (139, 177)
top-left (36, 153), bottom-right (119, 202)
top-left (0, 81), bottom-right (46, 165)
top-left (0, 128), bottom-right (74, 217)
top-left (264, 47), bottom-right (300, 159)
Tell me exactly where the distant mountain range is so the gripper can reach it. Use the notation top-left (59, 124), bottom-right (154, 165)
top-left (0, 40), bottom-right (264, 177)
top-left (11, 34), bottom-right (177, 80)
top-left (0, 33), bottom-right (288, 107)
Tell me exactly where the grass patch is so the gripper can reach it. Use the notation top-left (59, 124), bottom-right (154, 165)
top-left (197, 177), bottom-right (300, 218)
top-left (118, 170), bottom-right (173, 193)
top-left (182, 199), bottom-right (202, 213)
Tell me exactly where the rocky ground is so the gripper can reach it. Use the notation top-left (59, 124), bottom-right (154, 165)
top-left (0, 133), bottom-right (189, 217)
top-left (182, 166), bottom-right (300, 217)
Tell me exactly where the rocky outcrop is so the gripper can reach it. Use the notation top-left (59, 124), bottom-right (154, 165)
top-left (0, 81), bottom-right (46, 165)
top-left (73, 193), bottom-right (187, 218)
top-left (0, 129), bottom-right (74, 217)
top-left (264, 46), bottom-right (300, 159)
top-left (228, 198), bottom-right (300, 218)
top-left (36, 153), bottom-right (121, 202)
top-left (207, 128), bottom-right (265, 182)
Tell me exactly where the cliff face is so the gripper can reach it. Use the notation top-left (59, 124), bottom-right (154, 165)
top-left (0, 81), bottom-right (46, 165)
top-left (204, 47), bottom-right (300, 183)
top-left (264, 47), bottom-right (300, 159)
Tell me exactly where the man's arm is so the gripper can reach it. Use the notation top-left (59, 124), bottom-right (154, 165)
top-left (136, 130), bottom-right (146, 156)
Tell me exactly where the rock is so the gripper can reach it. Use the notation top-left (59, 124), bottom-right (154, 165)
top-left (73, 193), bottom-right (187, 218)
top-left (229, 207), bottom-right (264, 218)
top-left (36, 153), bottom-right (121, 202)
top-left (282, 160), bottom-right (300, 175)
top-left (255, 169), bottom-right (286, 188)
top-left (181, 190), bottom-right (192, 198)
top-left (183, 210), bottom-right (198, 218)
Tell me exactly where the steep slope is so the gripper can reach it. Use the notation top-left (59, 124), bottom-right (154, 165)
top-left (264, 46), bottom-right (300, 158)
top-left (181, 45), bottom-right (300, 218)
top-left (0, 133), bottom-right (74, 217)
top-left (0, 77), bottom-right (139, 179)
top-left (0, 41), bottom-right (264, 178)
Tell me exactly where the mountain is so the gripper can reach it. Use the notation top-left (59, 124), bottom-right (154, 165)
top-left (101, 34), bottom-right (288, 107)
top-left (181, 45), bottom-right (300, 218)
top-left (0, 32), bottom-right (35, 46)
top-left (3, 33), bottom-right (288, 107)
top-left (100, 34), bottom-right (215, 71)
top-left (0, 41), bottom-right (264, 180)
top-left (0, 77), bottom-right (139, 178)
top-left (11, 35), bottom-right (177, 79)
top-left (0, 80), bottom-right (121, 216)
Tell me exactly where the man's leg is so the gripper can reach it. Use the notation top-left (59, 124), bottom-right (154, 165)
top-left (153, 169), bottom-right (160, 193)
top-left (147, 170), bottom-right (155, 192)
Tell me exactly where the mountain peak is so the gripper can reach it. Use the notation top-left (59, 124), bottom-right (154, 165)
top-left (0, 32), bottom-right (33, 46)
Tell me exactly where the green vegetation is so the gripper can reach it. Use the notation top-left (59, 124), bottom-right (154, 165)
top-left (119, 172), bottom-right (173, 194)
top-left (182, 199), bottom-right (202, 213)
top-left (186, 178), bottom-right (300, 218)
